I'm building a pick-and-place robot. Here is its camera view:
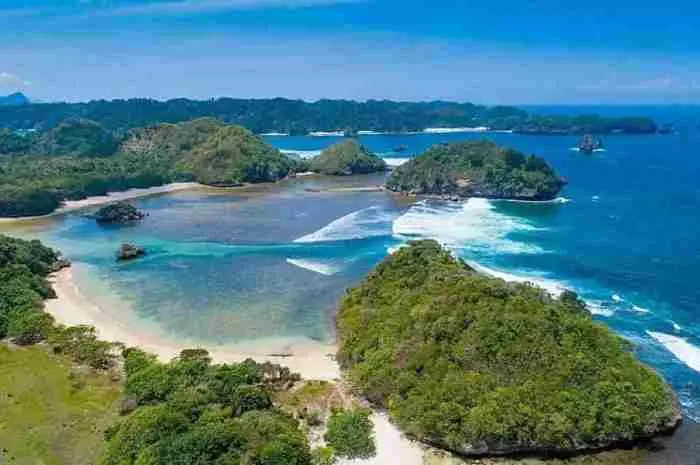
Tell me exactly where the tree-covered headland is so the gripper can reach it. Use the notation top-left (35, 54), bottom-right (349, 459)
top-left (336, 240), bottom-right (680, 456)
top-left (386, 140), bottom-right (566, 201)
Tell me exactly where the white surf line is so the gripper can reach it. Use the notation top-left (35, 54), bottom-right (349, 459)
top-left (648, 331), bottom-right (700, 373)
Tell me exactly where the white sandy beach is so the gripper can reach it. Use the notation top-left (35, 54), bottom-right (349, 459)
top-left (0, 182), bottom-right (202, 223)
top-left (44, 266), bottom-right (427, 464)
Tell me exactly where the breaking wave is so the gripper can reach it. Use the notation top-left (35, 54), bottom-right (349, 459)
top-left (648, 331), bottom-right (700, 374)
top-left (285, 258), bottom-right (341, 276)
top-left (295, 206), bottom-right (397, 243)
top-left (392, 198), bottom-right (545, 255)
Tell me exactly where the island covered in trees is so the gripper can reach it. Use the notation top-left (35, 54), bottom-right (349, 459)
top-left (307, 139), bottom-right (386, 175)
top-left (336, 240), bottom-right (680, 456)
top-left (0, 96), bottom-right (661, 135)
top-left (386, 140), bottom-right (566, 201)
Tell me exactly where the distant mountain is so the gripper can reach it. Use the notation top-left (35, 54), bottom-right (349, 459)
top-left (0, 92), bottom-right (29, 107)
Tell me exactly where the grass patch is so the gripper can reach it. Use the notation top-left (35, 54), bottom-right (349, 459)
top-left (0, 344), bottom-right (121, 465)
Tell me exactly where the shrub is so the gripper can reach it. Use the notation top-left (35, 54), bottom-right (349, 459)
top-left (323, 408), bottom-right (376, 459)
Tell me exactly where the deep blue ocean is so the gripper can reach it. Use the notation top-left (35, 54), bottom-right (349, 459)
top-left (6, 105), bottom-right (699, 422)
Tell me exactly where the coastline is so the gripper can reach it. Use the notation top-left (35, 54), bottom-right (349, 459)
top-left (44, 266), bottom-right (427, 464)
top-left (0, 182), bottom-right (202, 223)
top-left (44, 266), bottom-right (341, 381)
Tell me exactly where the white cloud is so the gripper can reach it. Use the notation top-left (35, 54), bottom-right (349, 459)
top-left (107, 0), bottom-right (365, 16)
top-left (0, 72), bottom-right (31, 88)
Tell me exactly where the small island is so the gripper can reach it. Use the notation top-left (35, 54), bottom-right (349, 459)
top-left (336, 240), bottom-right (681, 457)
top-left (308, 139), bottom-right (387, 175)
top-left (94, 202), bottom-right (145, 224)
top-left (386, 140), bottom-right (566, 201)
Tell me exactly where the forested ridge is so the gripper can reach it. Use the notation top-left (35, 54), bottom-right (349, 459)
top-left (336, 241), bottom-right (680, 456)
top-left (0, 97), bottom-right (659, 134)
top-left (0, 118), bottom-right (299, 217)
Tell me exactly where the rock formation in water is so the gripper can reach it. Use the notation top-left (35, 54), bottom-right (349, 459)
top-left (94, 202), bottom-right (145, 224)
top-left (116, 243), bottom-right (146, 261)
top-left (386, 140), bottom-right (566, 201)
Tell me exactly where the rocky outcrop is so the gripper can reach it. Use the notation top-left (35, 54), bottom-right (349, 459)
top-left (116, 243), bottom-right (146, 261)
top-left (94, 202), bottom-right (145, 224)
top-left (386, 140), bottom-right (566, 201)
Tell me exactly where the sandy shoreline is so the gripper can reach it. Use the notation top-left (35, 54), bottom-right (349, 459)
top-left (0, 182), bottom-right (202, 223)
top-left (45, 267), bottom-right (341, 380)
top-left (44, 266), bottom-right (426, 464)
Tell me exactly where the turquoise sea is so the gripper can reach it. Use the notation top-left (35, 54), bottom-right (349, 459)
top-left (6, 105), bottom-right (700, 422)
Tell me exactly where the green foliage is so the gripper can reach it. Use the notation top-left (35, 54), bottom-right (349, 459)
top-left (323, 408), bottom-right (376, 459)
top-left (181, 125), bottom-right (293, 185)
top-left (0, 97), bottom-right (658, 135)
top-left (310, 447), bottom-right (335, 465)
top-left (32, 118), bottom-right (120, 157)
top-left (308, 139), bottom-right (386, 175)
top-left (0, 235), bottom-right (60, 341)
top-left (386, 140), bottom-right (565, 200)
top-left (49, 325), bottom-right (121, 370)
top-left (102, 349), bottom-right (311, 465)
top-left (336, 240), bottom-right (677, 455)
top-left (94, 201), bottom-right (145, 223)
top-left (0, 118), bottom-right (300, 217)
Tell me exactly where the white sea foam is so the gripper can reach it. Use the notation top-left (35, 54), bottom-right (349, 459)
top-left (587, 302), bottom-right (615, 317)
top-left (648, 331), bottom-right (700, 373)
top-left (357, 130), bottom-right (385, 135)
top-left (392, 198), bottom-right (544, 255)
top-left (259, 132), bottom-right (289, 136)
top-left (309, 131), bottom-right (344, 137)
top-left (631, 304), bottom-right (651, 314)
top-left (670, 320), bottom-right (682, 331)
top-left (382, 157), bottom-right (411, 168)
top-left (612, 294), bottom-right (624, 303)
top-left (423, 127), bottom-right (489, 133)
top-left (466, 261), bottom-right (569, 297)
top-left (495, 196), bottom-right (571, 205)
top-left (285, 258), bottom-right (340, 276)
top-left (295, 206), bottom-right (396, 243)
top-left (280, 149), bottom-right (322, 159)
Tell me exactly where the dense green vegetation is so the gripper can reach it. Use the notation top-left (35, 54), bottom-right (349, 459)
top-left (0, 97), bottom-right (659, 134)
top-left (0, 118), bottom-right (300, 217)
top-left (336, 240), bottom-right (678, 455)
top-left (308, 139), bottom-right (386, 175)
top-left (94, 201), bottom-right (145, 223)
top-left (323, 408), bottom-right (376, 459)
top-left (102, 348), bottom-right (311, 465)
top-left (0, 344), bottom-right (121, 465)
top-left (180, 125), bottom-right (294, 185)
top-left (386, 140), bottom-right (565, 200)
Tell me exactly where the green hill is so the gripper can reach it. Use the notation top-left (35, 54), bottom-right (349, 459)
top-left (0, 118), bottom-right (300, 217)
top-left (386, 140), bottom-right (565, 201)
top-left (336, 240), bottom-right (679, 456)
top-left (308, 139), bottom-right (386, 175)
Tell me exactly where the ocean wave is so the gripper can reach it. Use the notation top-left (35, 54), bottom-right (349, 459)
top-left (423, 127), bottom-right (489, 133)
top-left (612, 294), bottom-right (624, 303)
top-left (280, 149), bottom-right (322, 159)
top-left (382, 157), bottom-right (411, 167)
top-left (466, 261), bottom-right (569, 297)
top-left (309, 131), bottom-right (344, 137)
top-left (494, 196), bottom-right (571, 205)
top-left (631, 304), bottom-right (651, 314)
top-left (647, 331), bottom-right (700, 373)
top-left (570, 147), bottom-right (607, 153)
top-left (285, 258), bottom-right (340, 276)
top-left (295, 206), bottom-right (397, 244)
top-left (392, 198), bottom-right (545, 255)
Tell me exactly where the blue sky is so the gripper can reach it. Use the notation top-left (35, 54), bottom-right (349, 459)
top-left (1, 0), bottom-right (699, 103)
